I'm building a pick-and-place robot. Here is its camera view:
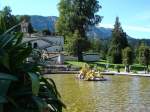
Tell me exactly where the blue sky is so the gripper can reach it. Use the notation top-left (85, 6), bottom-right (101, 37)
top-left (1, 0), bottom-right (150, 39)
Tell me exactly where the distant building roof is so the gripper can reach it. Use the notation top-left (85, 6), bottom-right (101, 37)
top-left (22, 36), bottom-right (64, 51)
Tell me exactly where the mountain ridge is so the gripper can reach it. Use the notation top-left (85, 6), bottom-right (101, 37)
top-left (30, 15), bottom-right (113, 39)
top-left (30, 15), bottom-right (134, 39)
top-left (29, 15), bottom-right (150, 46)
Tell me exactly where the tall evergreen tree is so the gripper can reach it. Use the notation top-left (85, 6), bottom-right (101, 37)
top-left (0, 6), bottom-right (18, 34)
top-left (108, 17), bottom-right (128, 64)
top-left (56, 0), bottom-right (102, 61)
top-left (28, 22), bottom-right (34, 35)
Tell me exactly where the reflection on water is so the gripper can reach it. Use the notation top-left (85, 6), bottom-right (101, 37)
top-left (46, 74), bottom-right (150, 112)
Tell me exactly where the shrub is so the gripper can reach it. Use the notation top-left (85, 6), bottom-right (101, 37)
top-left (0, 27), bottom-right (65, 112)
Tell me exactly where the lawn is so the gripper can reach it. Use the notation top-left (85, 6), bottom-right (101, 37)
top-left (65, 60), bottom-right (147, 72)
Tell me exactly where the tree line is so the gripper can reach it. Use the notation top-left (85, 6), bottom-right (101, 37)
top-left (0, 6), bottom-right (34, 35)
top-left (56, 0), bottom-right (150, 73)
top-left (1, 2), bottom-right (149, 73)
top-left (56, 0), bottom-right (102, 61)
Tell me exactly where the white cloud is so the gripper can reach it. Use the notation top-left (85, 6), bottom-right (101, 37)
top-left (97, 23), bottom-right (113, 28)
top-left (124, 25), bottom-right (150, 33)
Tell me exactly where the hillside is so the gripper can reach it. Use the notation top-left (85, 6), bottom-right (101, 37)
top-left (30, 15), bottom-right (150, 46)
top-left (30, 15), bottom-right (57, 32)
top-left (30, 15), bottom-right (112, 39)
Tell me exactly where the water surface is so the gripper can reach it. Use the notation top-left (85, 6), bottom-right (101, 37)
top-left (46, 74), bottom-right (150, 112)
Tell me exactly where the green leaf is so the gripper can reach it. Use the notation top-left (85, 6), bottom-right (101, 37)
top-left (32, 96), bottom-right (47, 112)
top-left (0, 72), bottom-right (17, 96)
top-left (0, 49), bottom-right (10, 70)
top-left (1, 23), bottom-right (20, 36)
top-left (0, 73), bottom-right (17, 107)
top-left (47, 98), bottom-right (66, 111)
top-left (14, 33), bottom-right (23, 46)
top-left (1, 34), bottom-right (15, 48)
top-left (28, 72), bottom-right (40, 96)
top-left (0, 96), bottom-right (7, 103)
top-left (39, 77), bottom-right (66, 111)
top-left (0, 72), bottom-right (18, 80)
top-left (41, 77), bottom-right (61, 97)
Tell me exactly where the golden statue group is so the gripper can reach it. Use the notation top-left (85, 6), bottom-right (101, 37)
top-left (77, 64), bottom-right (106, 81)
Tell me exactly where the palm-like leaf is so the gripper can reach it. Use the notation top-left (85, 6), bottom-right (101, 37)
top-left (28, 72), bottom-right (40, 96)
top-left (0, 26), bottom-right (65, 112)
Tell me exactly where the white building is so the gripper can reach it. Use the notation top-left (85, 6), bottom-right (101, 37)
top-left (23, 36), bottom-right (64, 64)
top-left (83, 53), bottom-right (100, 62)
top-left (22, 36), bottom-right (64, 52)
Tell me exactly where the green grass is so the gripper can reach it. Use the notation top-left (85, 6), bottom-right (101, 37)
top-left (65, 60), bottom-right (147, 72)
top-left (130, 64), bottom-right (146, 71)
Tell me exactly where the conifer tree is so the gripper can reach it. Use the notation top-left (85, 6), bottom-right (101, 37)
top-left (108, 17), bottom-right (128, 64)
top-left (0, 6), bottom-right (18, 34)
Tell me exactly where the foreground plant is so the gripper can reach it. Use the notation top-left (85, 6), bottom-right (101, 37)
top-left (0, 27), bottom-right (65, 112)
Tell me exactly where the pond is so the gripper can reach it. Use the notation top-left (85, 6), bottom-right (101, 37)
top-left (46, 74), bottom-right (150, 112)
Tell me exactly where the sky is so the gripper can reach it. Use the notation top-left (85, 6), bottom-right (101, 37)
top-left (1, 0), bottom-right (150, 39)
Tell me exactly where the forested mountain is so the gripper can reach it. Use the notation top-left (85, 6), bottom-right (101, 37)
top-left (29, 15), bottom-right (150, 46)
top-left (30, 15), bottom-right (57, 32)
